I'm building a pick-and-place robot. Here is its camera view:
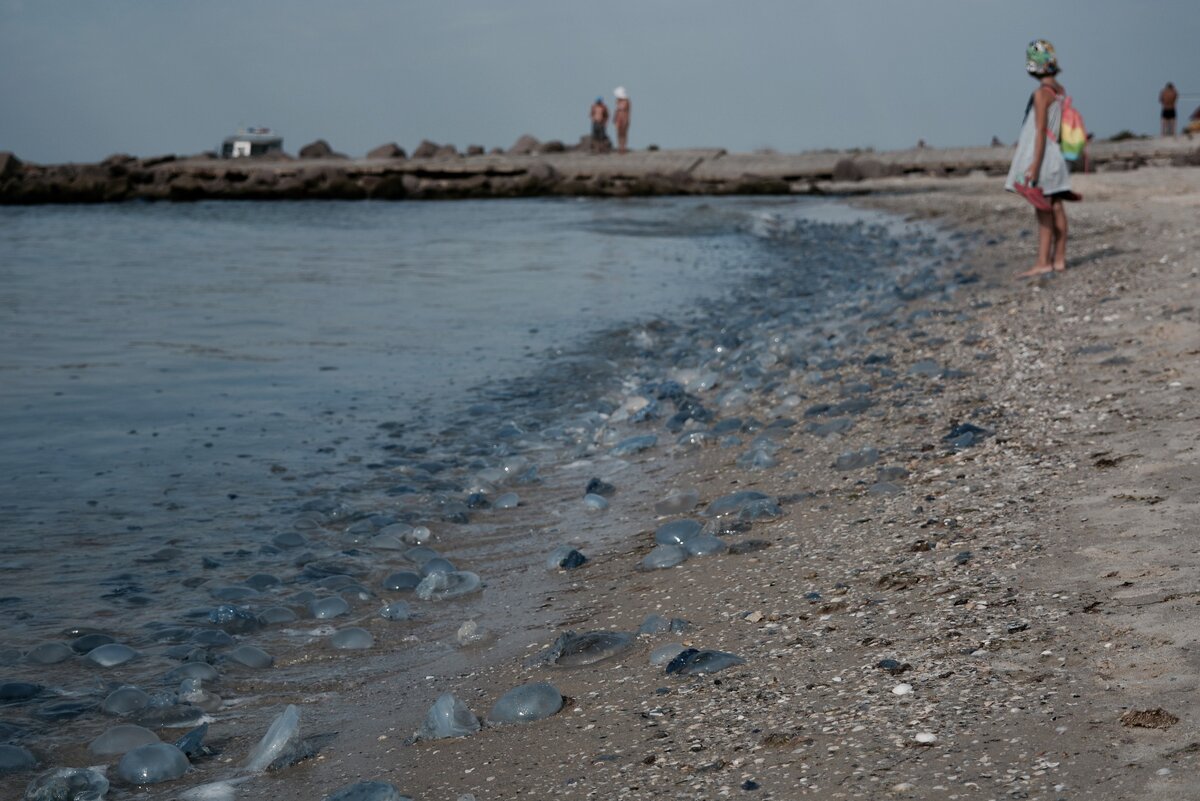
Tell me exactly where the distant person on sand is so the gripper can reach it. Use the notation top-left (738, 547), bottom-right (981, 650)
top-left (590, 96), bottom-right (610, 152)
top-left (613, 87), bottom-right (631, 154)
top-left (1159, 82), bottom-right (1178, 136)
top-left (1005, 40), bottom-right (1077, 278)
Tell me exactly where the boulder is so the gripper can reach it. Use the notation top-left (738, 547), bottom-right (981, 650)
top-left (298, 139), bottom-right (346, 159)
top-left (367, 143), bottom-right (407, 160)
top-left (139, 154), bottom-right (177, 168)
top-left (365, 174), bottom-right (408, 199)
top-left (539, 140), bottom-right (566, 153)
top-left (0, 151), bottom-right (24, 179)
top-left (465, 145), bottom-right (485, 156)
top-left (411, 140), bottom-right (439, 159)
top-left (832, 158), bottom-right (862, 182)
top-left (526, 161), bottom-right (558, 185)
top-left (1172, 147), bottom-right (1200, 167)
top-left (433, 144), bottom-right (459, 159)
top-left (508, 134), bottom-right (540, 155)
top-left (490, 147), bottom-right (505, 155)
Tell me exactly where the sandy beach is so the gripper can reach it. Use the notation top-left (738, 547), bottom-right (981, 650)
top-left (235, 166), bottom-right (1200, 801)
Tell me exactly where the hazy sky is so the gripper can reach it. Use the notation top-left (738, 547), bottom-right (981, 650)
top-left (2, 1), bottom-right (1198, 163)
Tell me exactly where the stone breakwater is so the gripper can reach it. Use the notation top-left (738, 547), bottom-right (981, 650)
top-left (2, 138), bottom-right (1197, 203)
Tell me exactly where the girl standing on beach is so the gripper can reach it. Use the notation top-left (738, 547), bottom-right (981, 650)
top-left (1005, 40), bottom-right (1073, 278)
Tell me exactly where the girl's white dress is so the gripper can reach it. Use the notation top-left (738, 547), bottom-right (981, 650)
top-left (1005, 90), bottom-right (1071, 196)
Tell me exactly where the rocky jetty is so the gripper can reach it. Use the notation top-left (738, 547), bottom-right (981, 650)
top-left (1, 137), bottom-right (1197, 204)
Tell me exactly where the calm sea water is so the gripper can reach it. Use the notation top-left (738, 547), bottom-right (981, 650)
top-left (0, 199), bottom-right (776, 532)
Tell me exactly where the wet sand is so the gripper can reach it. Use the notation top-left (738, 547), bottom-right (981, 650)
top-left (254, 167), bottom-right (1200, 801)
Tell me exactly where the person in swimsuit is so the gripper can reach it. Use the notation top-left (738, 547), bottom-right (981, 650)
top-left (613, 87), bottom-right (631, 154)
top-left (1005, 40), bottom-right (1073, 278)
top-left (1160, 82), bottom-right (1178, 136)
top-left (590, 97), bottom-right (610, 153)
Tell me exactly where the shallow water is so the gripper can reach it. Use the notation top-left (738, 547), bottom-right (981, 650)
top-left (0, 195), bottom-right (957, 795)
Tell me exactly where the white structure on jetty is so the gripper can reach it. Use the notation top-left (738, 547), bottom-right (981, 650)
top-left (221, 128), bottom-right (283, 158)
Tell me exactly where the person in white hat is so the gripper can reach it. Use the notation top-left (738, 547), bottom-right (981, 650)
top-left (613, 87), bottom-right (631, 154)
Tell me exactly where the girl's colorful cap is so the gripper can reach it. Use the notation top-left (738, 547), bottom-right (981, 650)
top-left (1026, 39), bottom-right (1059, 76)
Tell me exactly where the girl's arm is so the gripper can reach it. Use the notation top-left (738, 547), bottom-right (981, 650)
top-left (1024, 86), bottom-right (1052, 186)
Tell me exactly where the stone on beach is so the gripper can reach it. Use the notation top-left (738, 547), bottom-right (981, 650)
top-left (642, 543), bottom-right (688, 570)
top-left (323, 781), bottom-right (412, 801)
top-left (89, 723), bottom-right (161, 756)
top-left (416, 570), bottom-right (481, 600)
top-left (330, 628), bottom-right (374, 650)
top-left (117, 741), bottom-right (190, 784)
top-left (415, 693), bottom-right (480, 740)
top-left (489, 682), bottom-right (563, 724)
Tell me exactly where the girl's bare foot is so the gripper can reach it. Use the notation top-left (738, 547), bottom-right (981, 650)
top-left (1053, 261), bottom-right (1067, 272)
top-left (1017, 264), bottom-right (1055, 278)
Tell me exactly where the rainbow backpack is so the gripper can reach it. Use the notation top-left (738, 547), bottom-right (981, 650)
top-left (1060, 96), bottom-right (1087, 162)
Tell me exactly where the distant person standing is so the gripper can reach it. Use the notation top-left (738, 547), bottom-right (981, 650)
top-left (1160, 82), bottom-right (1178, 136)
top-left (590, 96), bottom-right (610, 152)
top-left (613, 87), bottom-right (631, 154)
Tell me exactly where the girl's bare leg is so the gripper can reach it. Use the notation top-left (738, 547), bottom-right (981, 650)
top-left (1051, 200), bottom-right (1068, 271)
top-left (1018, 209), bottom-right (1056, 277)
